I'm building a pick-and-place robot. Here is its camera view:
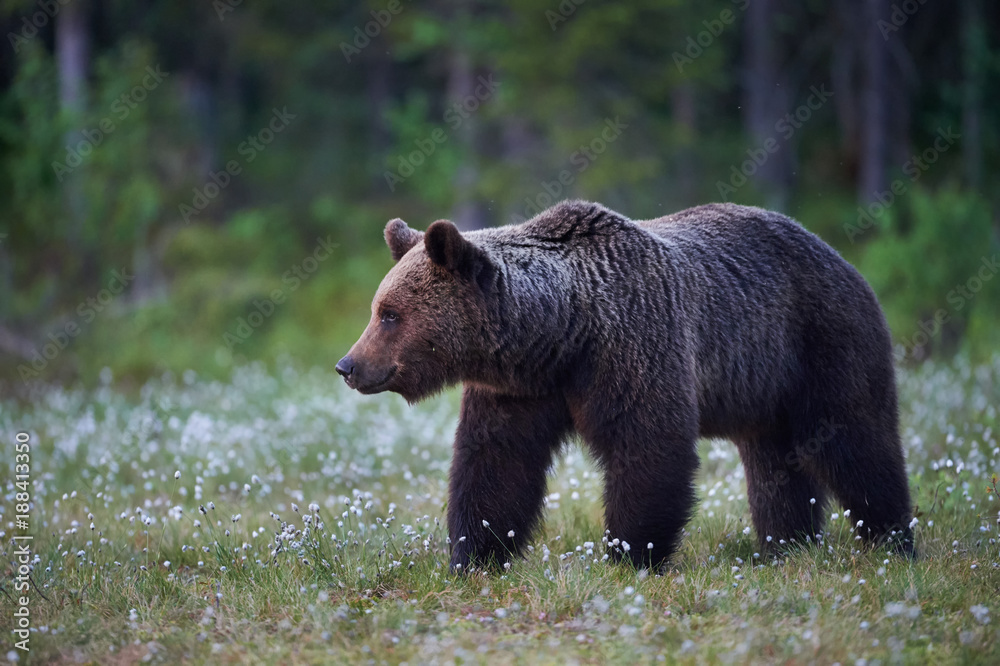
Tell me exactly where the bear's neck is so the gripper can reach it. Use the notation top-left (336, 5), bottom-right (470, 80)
top-left (463, 263), bottom-right (582, 396)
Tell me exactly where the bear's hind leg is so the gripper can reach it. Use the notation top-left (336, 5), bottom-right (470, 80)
top-left (737, 429), bottom-right (827, 551)
top-left (447, 387), bottom-right (572, 572)
top-left (800, 417), bottom-right (914, 556)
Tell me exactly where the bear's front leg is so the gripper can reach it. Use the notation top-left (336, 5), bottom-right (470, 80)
top-left (600, 440), bottom-right (699, 569)
top-left (579, 395), bottom-right (700, 570)
top-left (448, 387), bottom-right (571, 572)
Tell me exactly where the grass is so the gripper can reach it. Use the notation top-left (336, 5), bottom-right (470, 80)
top-left (1, 358), bottom-right (999, 664)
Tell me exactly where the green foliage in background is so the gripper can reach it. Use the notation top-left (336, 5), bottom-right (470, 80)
top-left (0, 0), bottom-right (997, 391)
top-left (861, 186), bottom-right (1000, 361)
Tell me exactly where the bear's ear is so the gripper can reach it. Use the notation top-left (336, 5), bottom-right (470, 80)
top-left (424, 220), bottom-right (494, 289)
top-left (384, 218), bottom-right (423, 262)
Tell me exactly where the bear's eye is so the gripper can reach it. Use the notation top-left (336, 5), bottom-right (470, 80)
top-left (380, 311), bottom-right (399, 325)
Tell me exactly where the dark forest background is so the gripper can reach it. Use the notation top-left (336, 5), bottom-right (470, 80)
top-left (1, 0), bottom-right (998, 390)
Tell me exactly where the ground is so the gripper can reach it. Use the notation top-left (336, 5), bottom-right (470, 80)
top-left (1, 358), bottom-right (999, 664)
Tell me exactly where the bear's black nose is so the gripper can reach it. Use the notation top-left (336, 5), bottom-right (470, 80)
top-left (335, 356), bottom-right (354, 378)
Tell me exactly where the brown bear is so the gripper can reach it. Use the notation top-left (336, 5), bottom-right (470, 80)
top-left (336, 200), bottom-right (914, 570)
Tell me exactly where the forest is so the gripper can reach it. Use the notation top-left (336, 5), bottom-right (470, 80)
top-left (3, 3), bottom-right (1000, 664)
top-left (0, 0), bottom-right (998, 385)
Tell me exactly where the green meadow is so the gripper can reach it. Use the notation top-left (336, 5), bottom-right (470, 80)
top-left (2, 357), bottom-right (998, 664)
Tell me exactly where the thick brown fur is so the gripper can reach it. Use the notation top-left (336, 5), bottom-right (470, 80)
top-left (337, 200), bottom-right (915, 571)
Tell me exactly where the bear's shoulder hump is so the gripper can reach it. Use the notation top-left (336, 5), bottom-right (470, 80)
top-left (523, 200), bottom-right (627, 242)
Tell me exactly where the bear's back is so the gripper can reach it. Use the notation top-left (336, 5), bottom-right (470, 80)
top-left (636, 202), bottom-right (891, 437)
top-left (503, 201), bottom-right (891, 439)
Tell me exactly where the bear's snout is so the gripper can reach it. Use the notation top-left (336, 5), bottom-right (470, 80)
top-left (335, 355), bottom-right (355, 381)
top-left (336, 351), bottom-right (398, 394)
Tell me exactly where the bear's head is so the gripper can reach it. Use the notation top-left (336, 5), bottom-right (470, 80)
top-left (336, 218), bottom-right (496, 403)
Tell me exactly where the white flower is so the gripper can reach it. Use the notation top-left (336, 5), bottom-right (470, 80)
top-left (507, 530), bottom-right (515, 538)
top-left (809, 498), bottom-right (816, 505)
top-left (970, 605), bottom-right (991, 624)
top-left (622, 541), bottom-right (631, 552)
top-left (309, 503), bottom-right (320, 513)
top-left (482, 520), bottom-right (490, 528)
top-left (647, 542), bottom-right (654, 550)
top-left (251, 475), bottom-right (261, 484)
top-left (174, 471), bottom-right (181, 479)
top-left (909, 517), bottom-right (919, 529)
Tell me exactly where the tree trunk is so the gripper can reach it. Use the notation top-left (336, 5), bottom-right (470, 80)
top-left (367, 51), bottom-right (393, 193)
top-left (447, 48), bottom-right (489, 230)
top-left (858, 0), bottom-right (888, 204)
top-left (744, 0), bottom-right (790, 210)
top-left (56, 0), bottom-right (90, 253)
top-left (886, 39), bottom-right (917, 169)
top-left (831, 0), bottom-right (860, 176)
top-left (57, 2), bottom-right (88, 116)
top-left (961, 0), bottom-right (984, 189)
top-left (671, 83), bottom-right (698, 207)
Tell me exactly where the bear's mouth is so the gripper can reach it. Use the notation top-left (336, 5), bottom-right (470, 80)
top-left (357, 366), bottom-right (398, 394)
